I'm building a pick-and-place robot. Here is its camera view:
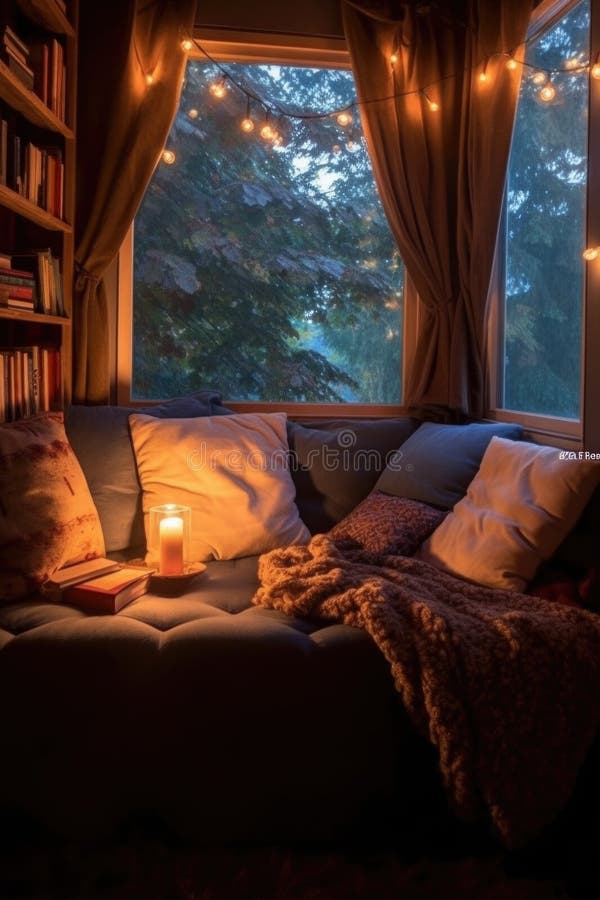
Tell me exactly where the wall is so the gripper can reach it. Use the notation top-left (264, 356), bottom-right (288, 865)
top-left (195, 0), bottom-right (344, 38)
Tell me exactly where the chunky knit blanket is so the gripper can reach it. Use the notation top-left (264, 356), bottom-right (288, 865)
top-left (253, 534), bottom-right (600, 847)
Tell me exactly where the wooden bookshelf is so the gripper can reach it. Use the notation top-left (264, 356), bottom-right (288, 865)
top-left (0, 0), bottom-right (77, 418)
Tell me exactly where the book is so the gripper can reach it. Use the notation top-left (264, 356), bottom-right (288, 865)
top-left (42, 557), bottom-right (122, 596)
top-left (62, 567), bottom-right (154, 614)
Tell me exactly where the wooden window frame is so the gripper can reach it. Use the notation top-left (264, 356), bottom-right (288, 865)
top-left (116, 35), bottom-right (410, 417)
top-left (486, 0), bottom-right (600, 447)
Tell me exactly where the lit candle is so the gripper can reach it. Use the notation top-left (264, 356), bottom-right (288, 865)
top-left (159, 516), bottom-right (184, 575)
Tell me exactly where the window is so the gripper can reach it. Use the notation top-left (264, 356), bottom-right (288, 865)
top-left (131, 60), bottom-right (404, 405)
top-left (494, 0), bottom-right (590, 424)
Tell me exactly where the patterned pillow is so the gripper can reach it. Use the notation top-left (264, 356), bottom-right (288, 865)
top-left (0, 413), bottom-right (105, 602)
top-left (329, 491), bottom-right (446, 556)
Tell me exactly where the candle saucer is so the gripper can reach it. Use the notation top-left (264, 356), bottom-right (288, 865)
top-left (149, 562), bottom-right (207, 596)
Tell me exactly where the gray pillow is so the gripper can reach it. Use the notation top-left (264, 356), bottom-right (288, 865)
top-left (287, 417), bottom-right (419, 533)
top-left (374, 421), bottom-right (523, 509)
top-left (66, 392), bottom-right (228, 553)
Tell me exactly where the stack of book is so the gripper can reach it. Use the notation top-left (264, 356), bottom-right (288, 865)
top-left (11, 249), bottom-right (65, 315)
top-left (0, 114), bottom-right (64, 217)
top-left (0, 345), bottom-right (62, 422)
top-left (0, 251), bottom-right (36, 310)
top-left (42, 558), bottom-right (155, 613)
top-left (1, 25), bottom-right (34, 91)
top-left (29, 37), bottom-right (66, 120)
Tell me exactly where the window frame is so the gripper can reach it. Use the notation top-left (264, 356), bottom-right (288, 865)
top-left (485, 0), bottom-right (599, 445)
top-left (116, 35), bottom-right (414, 417)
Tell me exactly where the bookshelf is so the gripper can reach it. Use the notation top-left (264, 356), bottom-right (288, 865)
top-left (0, 0), bottom-right (77, 422)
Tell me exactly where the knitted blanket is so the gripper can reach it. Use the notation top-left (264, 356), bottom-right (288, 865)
top-left (253, 534), bottom-right (600, 847)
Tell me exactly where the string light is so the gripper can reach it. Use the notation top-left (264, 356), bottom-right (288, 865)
top-left (539, 82), bottom-right (556, 102)
top-left (422, 90), bottom-right (439, 111)
top-left (209, 80), bottom-right (227, 99)
top-left (240, 98), bottom-right (254, 133)
top-left (260, 111), bottom-right (275, 141)
top-left (582, 246), bottom-right (600, 261)
top-left (161, 149), bottom-right (176, 165)
top-left (164, 29), bottom-right (598, 167)
top-left (145, 72), bottom-right (155, 85)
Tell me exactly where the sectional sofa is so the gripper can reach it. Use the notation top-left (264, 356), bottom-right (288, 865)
top-left (0, 396), bottom-right (599, 845)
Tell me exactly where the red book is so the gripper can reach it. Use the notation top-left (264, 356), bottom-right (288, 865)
top-left (62, 567), bottom-right (154, 614)
top-left (5, 285), bottom-right (34, 299)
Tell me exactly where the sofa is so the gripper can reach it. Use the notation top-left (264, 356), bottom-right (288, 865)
top-left (1, 397), bottom-right (599, 844)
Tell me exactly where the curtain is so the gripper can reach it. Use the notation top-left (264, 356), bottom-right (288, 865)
top-left (342, 0), bottom-right (533, 420)
top-left (74, 0), bottom-right (196, 403)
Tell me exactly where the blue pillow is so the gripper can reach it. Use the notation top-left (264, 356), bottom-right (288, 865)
top-left (66, 392), bottom-right (228, 552)
top-left (374, 421), bottom-right (523, 509)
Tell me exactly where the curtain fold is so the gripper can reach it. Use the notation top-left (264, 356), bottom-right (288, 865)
top-left (74, 0), bottom-right (197, 403)
top-left (342, 0), bottom-right (533, 420)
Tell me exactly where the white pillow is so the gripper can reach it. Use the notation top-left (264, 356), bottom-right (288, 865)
top-left (129, 411), bottom-right (310, 562)
top-left (418, 437), bottom-right (600, 591)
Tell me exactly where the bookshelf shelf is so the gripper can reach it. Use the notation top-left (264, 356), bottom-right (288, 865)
top-left (0, 183), bottom-right (72, 232)
top-left (0, 307), bottom-right (70, 326)
top-left (16, 0), bottom-right (75, 38)
top-left (0, 58), bottom-right (73, 136)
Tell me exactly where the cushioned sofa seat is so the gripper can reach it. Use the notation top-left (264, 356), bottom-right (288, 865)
top-left (0, 556), bottom-right (415, 841)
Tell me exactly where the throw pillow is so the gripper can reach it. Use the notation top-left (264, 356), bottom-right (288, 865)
top-left (66, 391), bottom-right (229, 552)
top-left (374, 421), bottom-right (523, 509)
top-left (418, 437), bottom-right (600, 591)
top-left (0, 413), bottom-right (105, 602)
top-left (129, 411), bottom-right (310, 562)
top-left (329, 491), bottom-right (447, 556)
top-left (287, 417), bottom-right (419, 532)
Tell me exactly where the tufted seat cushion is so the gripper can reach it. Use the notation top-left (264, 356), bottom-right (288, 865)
top-left (0, 557), bottom-right (417, 841)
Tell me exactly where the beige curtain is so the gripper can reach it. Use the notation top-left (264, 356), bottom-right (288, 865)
top-left (74, 0), bottom-right (197, 403)
top-left (342, 0), bottom-right (533, 419)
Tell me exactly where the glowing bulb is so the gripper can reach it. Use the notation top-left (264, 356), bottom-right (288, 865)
top-left (479, 71), bottom-right (489, 83)
top-left (532, 70), bottom-right (546, 85)
top-left (240, 117), bottom-right (254, 133)
top-left (539, 83), bottom-right (556, 102)
top-left (506, 57), bottom-right (518, 71)
top-left (188, 108), bottom-right (199, 119)
top-left (161, 149), bottom-right (176, 165)
top-left (592, 63), bottom-right (600, 79)
top-left (565, 56), bottom-right (579, 70)
top-left (582, 246), bottom-right (600, 261)
top-left (180, 38), bottom-right (194, 52)
top-left (332, 144), bottom-right (342, 153)
top-left (209, 80), bottom-right (227, 99)
top-left (145, 72), bottom-right (155, 85)
top-left (390, 51), bottom-right (399, 64)
top-left (260, 123), bottom-right (275, 141)
top-left (336, 111), bottom-right (353, 127)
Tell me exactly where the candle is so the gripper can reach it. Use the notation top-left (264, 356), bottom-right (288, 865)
top-left (159, 515), bottom-right (184, 575)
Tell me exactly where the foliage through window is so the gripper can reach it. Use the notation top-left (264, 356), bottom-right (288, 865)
top-left (133, 62), bottom-right (404, 403)
top-left (502, 0), bottom-right (589, 419)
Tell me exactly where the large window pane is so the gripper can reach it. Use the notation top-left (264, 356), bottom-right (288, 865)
top-left (133, 62), bottom-right (403, 403)
top-left (503, 1), bottom-right (589, 418)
